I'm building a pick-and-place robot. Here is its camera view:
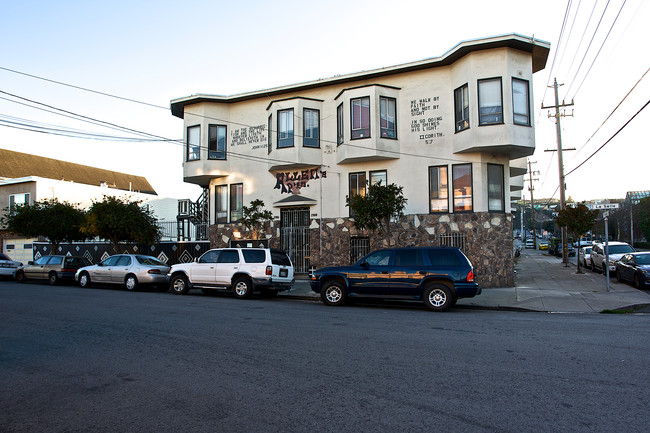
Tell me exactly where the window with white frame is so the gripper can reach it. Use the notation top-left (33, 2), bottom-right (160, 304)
top-left (454, 84), bottom-right (470, 132)
top-left (487, 164), bottom-right (505, 212)
top-left (208, 124), bottom-right (227, 160)
top-left (303, 108), bottom-right (320, 148)
top-left (186, 125), bottom-right (200, 161)
top-left (277, 109), bottom-right (294, 148)
top-left (370, 170), bottom-right (387, 186)
top-left (478, 78), bottom-right (503, 125)
top-left (380, 96), bottom-right (396, 139)
top-left (351, 97), bottom-right (370, 139)
top-left (428, 166), bottom-right (449, 213)
top-left (512, 78), bottom-right (530, 126)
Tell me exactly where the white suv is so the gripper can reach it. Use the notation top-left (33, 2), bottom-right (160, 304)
top-left (590, 241), bottom-right (635, 274)
top-left (168, 248), bottom-right (294, 297)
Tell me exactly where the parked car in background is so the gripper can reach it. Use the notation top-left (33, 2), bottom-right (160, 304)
top-left (310, 247), bottom-right (481, 312)
top-left (615, 252), bottom-right (650, 288)
top-left (168, 248), bottom-right (294, 297)
top-left (581, 246), bottom-right (593, 268)
top-left (76, 254), bottom-right (170, 291)
top-left (553, 243), bottom-right (575, 257)
top-left (16, 255), bottom-right (91, 285)
top-left (590, 241), bottom-right (635, 274)
top-left (538, 241), bottom-right (549, 250)
top-left (0, 253), bottom-right (22, 279)
top-left (525, 238), bottom-right (535, 249)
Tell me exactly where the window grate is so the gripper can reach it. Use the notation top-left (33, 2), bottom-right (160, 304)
top-left (438, 233), bottom-right (466, 251)
top-left (350, 237), bottom-right (370, 264)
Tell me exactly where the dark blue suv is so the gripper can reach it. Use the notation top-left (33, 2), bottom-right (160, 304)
top-left (310, 247), bottom-right (481, 311)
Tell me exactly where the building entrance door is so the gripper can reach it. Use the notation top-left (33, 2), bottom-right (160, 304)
top-left (280, 207), bottom-right (310, 274)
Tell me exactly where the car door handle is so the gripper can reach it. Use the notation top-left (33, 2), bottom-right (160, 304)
top-left (419, 271), bottom-right (428, 275)
top-left (381, 271), bottom-right (389, 274)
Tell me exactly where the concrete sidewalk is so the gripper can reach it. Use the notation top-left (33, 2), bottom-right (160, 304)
top-left (278, 248), bottom-right (650, 313)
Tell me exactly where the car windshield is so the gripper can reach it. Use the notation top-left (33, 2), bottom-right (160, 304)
top-left (607, 244), bottom-right (634, 254)
top-left (136, 256), bottom-right (166, 266)
top-left (635, 254), bottom-right (650, 265)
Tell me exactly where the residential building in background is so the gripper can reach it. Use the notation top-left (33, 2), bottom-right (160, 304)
top-left (170, 34), bottom-right (550, 287)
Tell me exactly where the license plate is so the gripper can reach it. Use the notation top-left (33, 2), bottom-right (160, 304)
top-left (280, 269), bottom-right (288, 277)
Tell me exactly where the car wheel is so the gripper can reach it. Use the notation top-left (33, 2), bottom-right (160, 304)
top-left (125, 274), bottom-right (138, 291)
top-left (616, 270), bottom-right (623, 283)
top-left (170, 275), bottom-right (189, 295)
top-left (591, 261), bottom-right (596, 272)
top-left (634, 274), bottom-right (641, 289)
top-left (79, 272), bottom-right (91, 288)
top-left (233, 277), bottom-right (253, 299)
top-left (423, 284), bottom-right (454, 312)
top-left (320, 280), bottom-right (346, 306)
top-left (48, 272), bottom-right (59, 285)
top-left (15, 271), bottom-right (26, 283)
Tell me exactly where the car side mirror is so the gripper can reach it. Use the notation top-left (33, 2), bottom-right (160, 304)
top-left (28, 261), bottom-right (34, 265)
top-left (360, 261), bottom-right (370, 269)
top-left (194, 257), bottom-right (199, 263)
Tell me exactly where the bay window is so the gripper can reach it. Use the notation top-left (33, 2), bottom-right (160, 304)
top-left (303, 108), bottom-right (320, 148)
top-left (512, 78), bottom-right (530, 126)
top-left (278, 109), bottom-right (294, 148)
top-left (208, 124), bottom-right (227, 160)
top-left (186, 125), bottom-right (200, 161)
top-left (454, 84), bottom-right (469, 132)
top-left (351, 97), bottom-right (370, 139)
top-left (380, 96), bottom-right (396, 139)
top-left (488, 164), bottom-right (505, 212)
top-left (478, 78), bottom-right (503, 125)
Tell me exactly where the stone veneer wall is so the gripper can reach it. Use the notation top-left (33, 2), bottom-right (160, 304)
top-left (208, 212), bottom-right (513, 288)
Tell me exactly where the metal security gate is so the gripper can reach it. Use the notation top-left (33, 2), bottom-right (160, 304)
top-left (280, 207), bottom-right (310, 273)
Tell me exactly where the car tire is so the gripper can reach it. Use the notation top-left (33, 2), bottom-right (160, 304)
top-left (591, 261), bottom-right (596, 272)
top-left (634, 274), bottom-right (641, 290)
top-left (170, 274), bottom-right (189, 295)
top-left (320, 280), bottom-right (347, 306)
top-left (233, 277), bottom-right (253, 299)
top-left (48, 272), bottom-right (59, 285)
top-left (615, 270), bottom-right (622, 283)
top-left (79, 272), bottom-right (91, 288)
top-left (125, 274), bottom-right (138, 291)
top-left (423, 284), bottom-right (454, 312)
top-left (15, 271), bottom-right (26, 283)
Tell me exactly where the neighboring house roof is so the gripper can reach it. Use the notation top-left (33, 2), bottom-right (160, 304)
top-left (0, 148), bottom-right (156, 195)
top-left (171, 33), bottom-right (551, 118)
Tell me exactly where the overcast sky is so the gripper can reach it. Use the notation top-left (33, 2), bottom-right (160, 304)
top-left (1, 0), bottom-right (648, 202)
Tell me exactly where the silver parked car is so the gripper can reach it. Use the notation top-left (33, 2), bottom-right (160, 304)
top-left (75, 254), bottom-right (170, 291)
top-left (0, 253), bottom-right (22, 279)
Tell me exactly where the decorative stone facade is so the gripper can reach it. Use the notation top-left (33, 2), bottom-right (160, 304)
top-left (209, 212), bottom-right (514, 288)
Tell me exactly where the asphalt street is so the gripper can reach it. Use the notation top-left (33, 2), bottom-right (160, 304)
top-left (1, 281), bottom-right (649, 432)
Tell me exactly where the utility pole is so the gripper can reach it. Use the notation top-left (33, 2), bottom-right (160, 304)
top-left (527, 160), bottom-right (539, 249)
top-left (542, 78), bottom-right (574, 264)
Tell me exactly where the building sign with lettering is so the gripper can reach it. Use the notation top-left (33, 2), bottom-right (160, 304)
top-left (410, 97), bottom-right (443, 144)
top-left (274, 168), bottom-right (327, 194)
top-left (231, 124), bottom-right (267, 150)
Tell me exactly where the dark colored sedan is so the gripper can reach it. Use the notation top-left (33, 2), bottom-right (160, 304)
top-left (615, 252), bottom-right (650, 289)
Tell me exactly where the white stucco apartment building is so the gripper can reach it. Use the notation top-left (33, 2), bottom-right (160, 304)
top-left (170, 34), bottom-right (550, 287)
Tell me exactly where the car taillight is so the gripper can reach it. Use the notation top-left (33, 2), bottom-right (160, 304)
top-left (467, 269), bottom-right (475, 282)
top-left (266, 266), bottom-right (272, 275)
top-left (148, 269), bottom-right (161, 274)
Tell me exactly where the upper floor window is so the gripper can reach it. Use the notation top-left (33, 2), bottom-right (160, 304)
top-left (454, 84), bottom-right (469, 132)
top-left (186, 125), bottom-right (200, 161)
top-left (428, 166), bottom-right (449, 213)
top-left (452, 164), bottom-right (473, 212)
top-left (478, 78), bottom-right (503, 125)
top-left (351, 97), bottom-right (370, 139)
top-left (303, 108), bottom-right (320, 148)
top-left (512, 78), bottom-right (530, 126)
top-left (230, 183), bottom-right (243, 223)
top-left (208, 124), bottom-right (227, 160)
top-left (267, 114), bottom-right (272, 154)
top-left (277, 109), bottom-right (294, 148)
top-left (487, 164), bottom-right (505, 212)
top-left (380, 97), bottom-right (396, 139)
top-left (215, 185), bottom-right (228, 224)
top-left (337, 103), bottom-right (344, 145)
top-left (9, 193), bottom-right (30, 214)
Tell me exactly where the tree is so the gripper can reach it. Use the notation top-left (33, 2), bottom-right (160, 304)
top-left (2, 198), bottom-right (86, 253)
top-left (82, 195), bottom-right (161, 253)
top-left (637, 197), bottom-right (650, 242)
top-left (240, 199), bottom-right (273, 240)
top-left (346, 182), bottom-right (407, 238)
top-left (555, 202), bottom-right (598, 273)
